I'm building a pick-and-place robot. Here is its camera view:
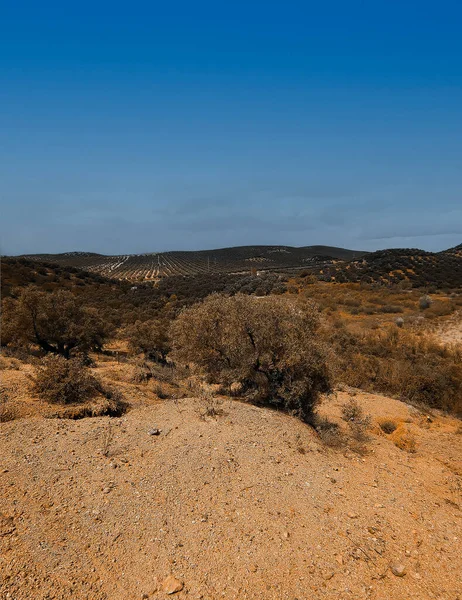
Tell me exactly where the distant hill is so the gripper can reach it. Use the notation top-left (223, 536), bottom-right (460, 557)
top-left (8, 243), bottom-right (461, 287)
top-left (16, 245), bottom-right (367, 281)
top-left (314, 245), bottom-right (462, 288)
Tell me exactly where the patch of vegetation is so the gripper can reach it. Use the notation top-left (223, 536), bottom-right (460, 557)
top-left (2, 287), bottom-right (112, 358)
top-left (314, 416), bottom-right (345, 448)
top-left (341, 399), bottom-right (372, 447)
top-left (313, 248), bottom-right (462, 288)
top-left (171, 294), bottom-right (333, 423)
top-left (33, 356), bottom-right (127, 418)
top-left (329, 325), bottom-right (462, 416)
top-left (378, 419), bottom-right (398, 434)
top-left (33, 356), bottom-right (101, 404)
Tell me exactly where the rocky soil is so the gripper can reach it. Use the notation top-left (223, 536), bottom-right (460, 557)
top-left (1, 366), bottom-right (461, 600)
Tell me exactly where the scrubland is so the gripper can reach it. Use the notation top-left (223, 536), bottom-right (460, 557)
top-left (1, 258), bottom-right (461, 599)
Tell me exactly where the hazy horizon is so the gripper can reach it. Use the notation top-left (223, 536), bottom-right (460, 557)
top-left (1, 1), bottom-right (461, 256)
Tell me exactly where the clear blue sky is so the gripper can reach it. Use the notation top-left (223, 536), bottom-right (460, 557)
top-left (1, 0), bottom-right (461, 255)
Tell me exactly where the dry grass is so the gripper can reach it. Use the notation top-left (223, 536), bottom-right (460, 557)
top-left (328, 323), bottom-right (462, 416)
top-left (377, 418), bottom-right (398, 434)
top-left (314, 416), bottom-right (346, 448)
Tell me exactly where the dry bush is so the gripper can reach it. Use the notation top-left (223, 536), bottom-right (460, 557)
top-left (329, 326), bottom-right (462, 416)
top-left (147, 361), bottom-right (186, 385)
top-left (33, 356), bottom-right (100, 404)
top-left (33, 356), bottom-right (127, 417)
top-left (314, 416), bottom-right (345, 448)
top-left (423, 300), bottom-right (455, 319)
top-left (341, 398), bottom-right (372, 442)
top-left (101, 423), bottom-right (115, 457)
top-left (378, 419), bottom-right (398, 434)
top-left (419, 294), bottom-right (432, 310)
top-left (130, 360), bottom-right (153, 383)
top-left (171, 294), bottom-right (333, 423)
top-left (125, 319), bottom-right (170, 362)
top-left (196, 388), bottom-right (225, 420)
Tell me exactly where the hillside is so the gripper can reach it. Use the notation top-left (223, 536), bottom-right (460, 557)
top-left (315, 246), bottom-right (462, 288)
top-left (17, 245), bottom-right (366, 281)
top-left (11, 243), bottom-right (462, 288)
top-left (1, 357), bottom-right (461, 599)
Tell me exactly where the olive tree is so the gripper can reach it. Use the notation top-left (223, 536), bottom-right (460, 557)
top-left (1, 287), bottom-right (111, 358)
top-left (170, 294), bottom-right (332, 423)
top-left (125, 319), bottom-right (170, 363)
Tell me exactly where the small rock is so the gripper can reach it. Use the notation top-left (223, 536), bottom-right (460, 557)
top-left (335, 554), bottom-right (344, 565)
top-left (348, 512), bottom-right (358, 519)
top-left (162, 575), bottom-right (184, 594)
top-left (390, 563), bottom-right (407, 577)
top-left (148, 429), bottom-right (161, 436)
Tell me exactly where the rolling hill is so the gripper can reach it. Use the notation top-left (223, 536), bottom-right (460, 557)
top-left (17, 245), bottom-right (367, 281)
top-left (314, 246), bottom-right (462, 288)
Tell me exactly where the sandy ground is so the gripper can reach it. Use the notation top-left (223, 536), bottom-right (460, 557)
top-left (433, 311), bottom-right (462, 346)
top-left (1, 360), bottom-right (461, 600)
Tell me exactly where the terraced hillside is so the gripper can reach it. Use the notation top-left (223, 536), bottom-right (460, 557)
top-left (19, 245), bottom-right (365, 281)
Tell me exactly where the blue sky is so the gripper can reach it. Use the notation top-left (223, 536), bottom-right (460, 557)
top-left (1, 1), bottom-right (461, 255)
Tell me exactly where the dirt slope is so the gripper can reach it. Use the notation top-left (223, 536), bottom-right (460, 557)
top-left (1, 388), bottom-right (461, 600)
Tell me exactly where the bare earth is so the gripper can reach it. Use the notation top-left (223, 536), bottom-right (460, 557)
top-left (1, 364), bottom-right (461, 600)
top-left (434, 311), bottom-right (462, 346)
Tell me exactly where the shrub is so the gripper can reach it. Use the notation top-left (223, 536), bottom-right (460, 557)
top-left (314, 416), bottom-right (345, 447)
top-left (329, 326), bottom-right (462, 416)
top-left (130, 360), bottom-right (153, 383)
top-left (154, 383), bottom-right (171, 399)
top-left (419, 295), bottom-right (432, 310)
top-left (2, 287), bottom-right (111, 358)
top-left (341, 398), bottom-right (372, 441)
top-left (378, 419), bottom-right (398, 434)
top-left (196, 388), bottom-right (225, 420)
top-left (33, 356), bottom-right (100, 404)
top-left (126, 319), bottom-right (170, 362)
top-left (380, 305), bottom-right (403, 314)
top-left (423, 300), bottom-right (455, 319)
top-left (171, 294), bottom-right (332, 423)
